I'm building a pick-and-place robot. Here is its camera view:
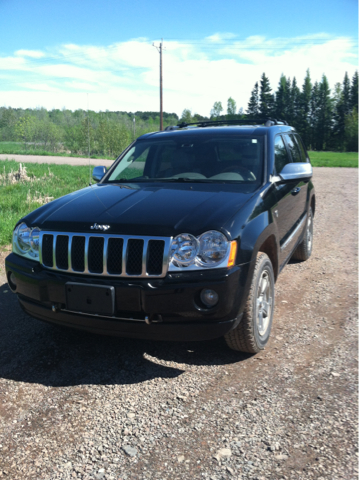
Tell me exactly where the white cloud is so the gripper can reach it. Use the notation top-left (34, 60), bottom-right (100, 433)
top-left (0, 34), bottom-right (357, 116)
top-left (205, 32), bottom-right (238, 43)
top-left (15, 49), bottom-right (45, 58)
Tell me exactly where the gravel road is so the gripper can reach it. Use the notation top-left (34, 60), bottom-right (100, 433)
top-left (0, 167), bottom-right (357, 480)
top-left (0, 154), bottom-right (114, 167)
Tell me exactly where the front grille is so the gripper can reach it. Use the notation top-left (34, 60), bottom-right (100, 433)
top-left (42, 234), bottom-right (53, 267)
top-left (88, 237), bottom-right (104, 273)
top-left (56, 235), bottom-right (69, 270)
top-left (126, 239), bottom-right (144, 275)
top-left (39, 232), bottom-right (171, 278)
top-left (72, 236), bottom-right (85, 272)
top-left (107, 238), bottom-right (123, 274)
top-left (147, 240), bottom-right (165, 275)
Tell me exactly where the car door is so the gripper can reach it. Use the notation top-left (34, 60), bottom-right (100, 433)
top-left (272, 134), bottom-right (305, 266)
top-left (283, 133), bottom-right (309, 220)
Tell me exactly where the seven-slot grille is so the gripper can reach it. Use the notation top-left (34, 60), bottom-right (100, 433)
top-left (39, 232), bottom-right (170, 278)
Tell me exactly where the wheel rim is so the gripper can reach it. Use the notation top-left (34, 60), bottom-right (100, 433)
top-left (307, 213), bottom-right (313, 253)
top-left (256, 270), bottom-right (273, 337)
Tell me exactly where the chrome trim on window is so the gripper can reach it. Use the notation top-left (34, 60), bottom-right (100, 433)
top-left (39, 231), bottom-right (172, 278)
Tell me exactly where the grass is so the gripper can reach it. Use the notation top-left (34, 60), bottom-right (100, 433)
top-left (308, 151), bottom-right (358, 168)
top-left (0, 141), bottom-right (117, 160)
top-left (0, 160), bottom-right (141, 246)
top-left (0, 160), bottom-right (91, 246)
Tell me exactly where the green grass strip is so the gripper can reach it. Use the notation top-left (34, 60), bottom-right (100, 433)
top-left (308, 151), bottom-right (358, 168)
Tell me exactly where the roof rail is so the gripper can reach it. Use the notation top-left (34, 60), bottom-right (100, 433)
top-left (176, 118), bottom-right (288, 128)
top-left (164, 125), bottom-right (180, 131)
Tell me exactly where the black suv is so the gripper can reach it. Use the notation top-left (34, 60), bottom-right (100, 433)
top-left (5, 119), bottom-right (315, 353)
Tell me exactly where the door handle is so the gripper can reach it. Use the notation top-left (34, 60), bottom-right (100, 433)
top-left (291, 187), bottom-right (301, 195)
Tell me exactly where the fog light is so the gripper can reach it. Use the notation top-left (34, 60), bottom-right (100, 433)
top-left (7, 271), bottom-right (17, 292)
top-left (200, 289), bottom-right (219, 307)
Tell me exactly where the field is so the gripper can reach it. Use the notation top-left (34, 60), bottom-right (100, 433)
top-left (308, 150), bottom-right (358, 167)
top-left (0, 160), bottom-right (91, 246)
top-left (0, 160), bottom-right (140, 246)
top-left (0, 141), bottom-right (116, 160)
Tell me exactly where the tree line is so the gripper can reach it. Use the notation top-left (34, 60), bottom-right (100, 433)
top-left (183, 70), bottom-right (357, 152)
top-left (0, 69), bottom-right (357, 155)
top-left (0, 108), bottom-right (179, 157)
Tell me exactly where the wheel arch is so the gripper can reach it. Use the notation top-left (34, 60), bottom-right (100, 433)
top-left (256, 234), bottom-right (279, 281)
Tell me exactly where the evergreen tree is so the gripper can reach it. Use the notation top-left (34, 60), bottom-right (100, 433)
top-left (310, 81), bottom-right (320, 150)
top-left (350, 71), bottom-right (358, 111)
top-left (316, 75), bottom-right (333, 150)
top-left (274, 74), bottom-right (287, 121)
top-left (298, 69), bottom-right (312, 147)
top-left (284, 77), bottom-right (292, 122)
top-left (332, 82), bottom-right (344, 149)
top-left (246, 82), bottom-right (259, 117)
top-left (291, 77), bottom-right (301, 128)
top-left (345, 108), bottom-right (358, 151)
top-left (342, 72), bottom-right (351, 113)
top-left (259, 73), bottom-right (274, 118)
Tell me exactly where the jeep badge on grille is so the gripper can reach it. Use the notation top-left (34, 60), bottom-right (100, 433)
top-left (90, 223), bottom-right (110, 231)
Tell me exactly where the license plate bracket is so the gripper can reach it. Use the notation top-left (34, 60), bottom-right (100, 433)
top-left (65, 283), bottom-right (115, 316)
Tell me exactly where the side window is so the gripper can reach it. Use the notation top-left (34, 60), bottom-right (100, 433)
top-left (274, 135), bottom-right (291, 173)
top-left (294, 135), bottom-right (309, 162)
top-left (284, 134), bottom-right (302, 163)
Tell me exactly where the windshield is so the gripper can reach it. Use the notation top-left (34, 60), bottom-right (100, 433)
top-left (106, 135), bottom-right (264, 184)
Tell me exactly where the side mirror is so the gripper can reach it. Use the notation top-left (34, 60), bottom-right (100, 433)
top-left (92, 166), bottom-right (107, 182)
top-left (279, 162), bottom-right (313, 181)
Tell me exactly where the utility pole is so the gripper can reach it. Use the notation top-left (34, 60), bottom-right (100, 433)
top-left (153, 39), bottom-right (164, 131)
top-left (87, 93), bottom-right (91, 186)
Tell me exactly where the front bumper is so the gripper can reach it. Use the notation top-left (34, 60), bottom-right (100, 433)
top-left (5, 253), bottom-right (251, 341)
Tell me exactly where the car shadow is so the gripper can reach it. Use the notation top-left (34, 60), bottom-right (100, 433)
top-left (0, 283), bottom-right (250, 388)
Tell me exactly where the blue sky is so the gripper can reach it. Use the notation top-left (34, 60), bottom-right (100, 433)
top-left (0, 0), bottom-right (357, 115)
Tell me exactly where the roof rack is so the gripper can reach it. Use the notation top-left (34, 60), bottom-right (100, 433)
top-left (171, 118), bottom-right (288, 129)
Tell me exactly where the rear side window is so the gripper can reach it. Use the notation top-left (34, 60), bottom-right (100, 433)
top-left (274, 135), bottom-right (291, 173)
top-left (284, 134), bottom-right (302, 163)
top-left (294, 135), bottom-right (309, 162)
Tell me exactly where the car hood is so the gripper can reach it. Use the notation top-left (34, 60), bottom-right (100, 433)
top-left (24, 183), bottom-right (254, 238)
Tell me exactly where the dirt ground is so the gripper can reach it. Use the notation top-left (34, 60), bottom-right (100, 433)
top-left (0, 167), bottom-right (357, 480)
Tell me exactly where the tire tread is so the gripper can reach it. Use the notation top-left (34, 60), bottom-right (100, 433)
top-left (225, 252), bottom-right (270, 354)
top-left (291, 208), bottom-right (313, 262)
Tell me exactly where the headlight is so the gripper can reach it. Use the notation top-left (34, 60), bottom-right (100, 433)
top-left (13, 223), bottom-right (41, 260)
top-left (197, 231), bottom-right (229, 266)
top-left (30, 227), bottom-right (41, 252)
top-left (170, 233), bottom-right (199, 266)
top-left (169, 230), bottom-right (231, 270)
top-left (16, 223), bottom-right (31, 252)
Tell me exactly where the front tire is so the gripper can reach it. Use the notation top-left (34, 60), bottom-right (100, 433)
top-left (224, 252), bottom-right (275, 353)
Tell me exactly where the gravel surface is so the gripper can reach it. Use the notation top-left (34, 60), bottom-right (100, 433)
top-left (0, 167), bottom-right (357, 480)
top-left (0, 154), bottom-right (114, 167)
